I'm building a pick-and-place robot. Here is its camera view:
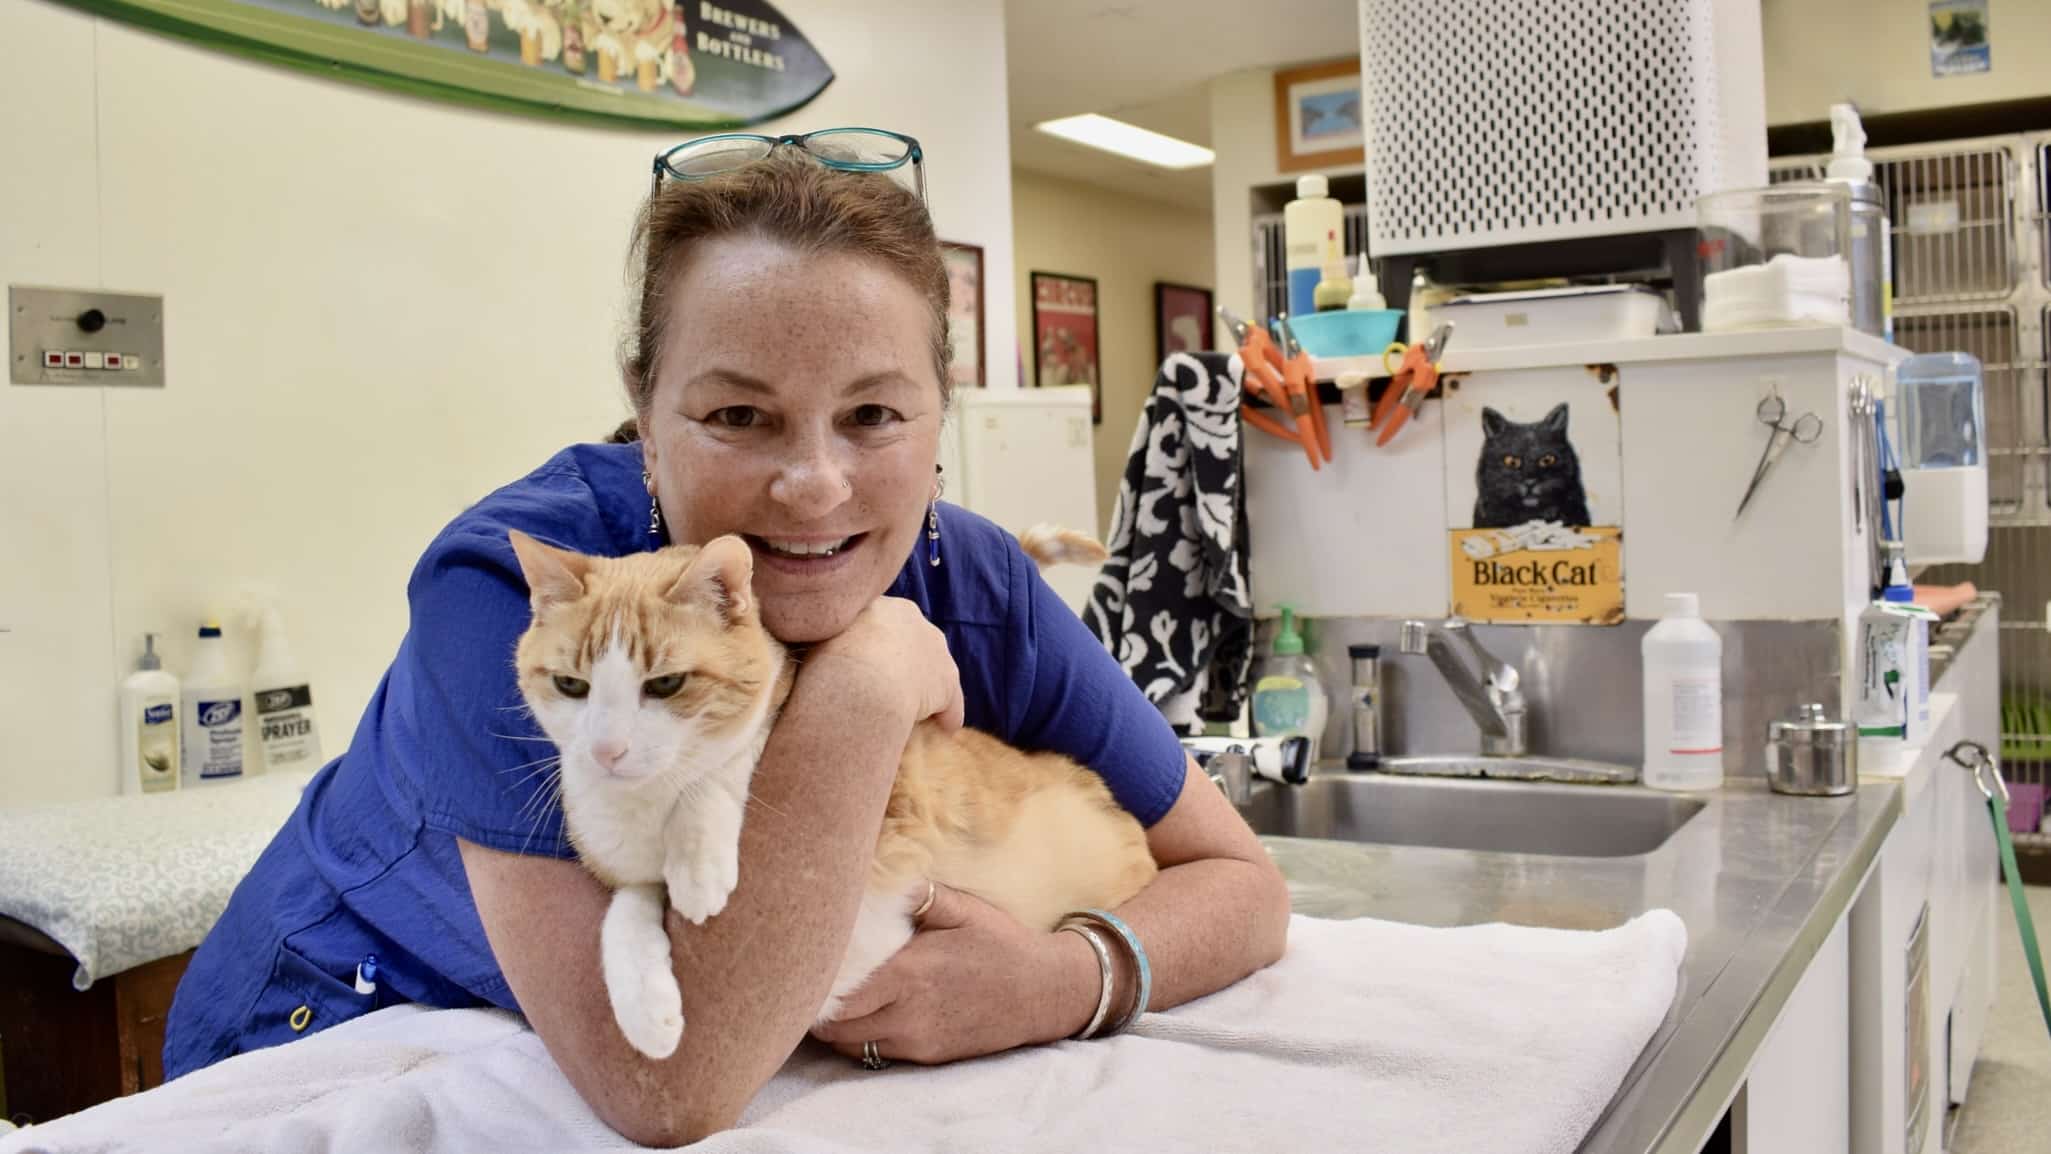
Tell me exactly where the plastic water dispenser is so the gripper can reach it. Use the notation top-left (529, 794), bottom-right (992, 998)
top-left (1896, 352), bottom-right (1988, 565)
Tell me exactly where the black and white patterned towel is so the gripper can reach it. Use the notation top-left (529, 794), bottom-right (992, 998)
top-left (1084, 351), bottom-right (1252, 732)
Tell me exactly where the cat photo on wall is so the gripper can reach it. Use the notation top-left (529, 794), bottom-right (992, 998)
top-left (1472, 403), bottom-right (1593, 529)
top-left (1440, 368), bottom-right (1625, 625)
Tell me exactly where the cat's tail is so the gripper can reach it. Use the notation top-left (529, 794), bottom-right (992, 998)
top-left (1018, 524), bottom-right (1108, 570)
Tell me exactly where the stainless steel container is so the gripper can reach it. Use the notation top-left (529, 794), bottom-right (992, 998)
top-left (1831, 177), bottom-right (1888, 340)
top-left (1766, 704), bottom-right (1857, 796)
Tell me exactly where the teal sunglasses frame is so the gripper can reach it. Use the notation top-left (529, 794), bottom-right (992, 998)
top-left (650, 127), bottom-right (926, 201)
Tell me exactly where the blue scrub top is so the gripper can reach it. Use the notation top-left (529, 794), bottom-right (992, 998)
top-left (162, 442), bottom-right (1188, 1079)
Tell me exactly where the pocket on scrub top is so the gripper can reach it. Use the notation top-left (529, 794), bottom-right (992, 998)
top-left (245, 937), bottom-right (376, 1053)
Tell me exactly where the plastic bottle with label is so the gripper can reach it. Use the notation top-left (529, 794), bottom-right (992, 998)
top-left (1250, 606), bottom-right (1329, 762)
top-left (1284, 175), bottom-right (1344, 317)
top-left (119, 633), bottom-right (181, 795)
top-left (1641, 593), bottom-right (1724, 791)
top-left (250, 606), bottom-right (323, 775)
top-left (180, 620), bottom-right (247, 787)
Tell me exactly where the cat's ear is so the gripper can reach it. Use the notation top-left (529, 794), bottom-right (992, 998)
top-left (667, 534), bottom-right (754, 622)
top-left (1542, 403), bottom-right (1571, 434)
top-left (508, 530), bottom-right (590, 611)
top-left (1481, 407), bottom-right (1507, 437)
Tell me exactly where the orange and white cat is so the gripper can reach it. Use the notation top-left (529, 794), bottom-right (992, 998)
top-left (508, 528), bottom-right (1154, 1059)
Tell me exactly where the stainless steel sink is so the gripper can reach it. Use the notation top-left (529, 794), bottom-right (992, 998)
top-left (1239, 770), bottom-right (1707, 858)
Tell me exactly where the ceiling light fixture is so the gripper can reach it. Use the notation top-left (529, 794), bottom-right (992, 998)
top-left (1033, 114), bottom-right (1215, 170)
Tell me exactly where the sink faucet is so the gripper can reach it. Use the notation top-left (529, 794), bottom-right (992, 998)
top-left (1398, 618), bottom-right (1527, 757)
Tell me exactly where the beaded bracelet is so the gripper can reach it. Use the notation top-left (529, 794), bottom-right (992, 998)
top-left (1056, 922), bottom-right (1115, 1040)
top-left (1068, 907), bottom-right (1152, 1036)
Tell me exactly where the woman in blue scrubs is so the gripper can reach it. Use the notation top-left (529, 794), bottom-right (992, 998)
top-left (163, 130), bottom-right (1290, 1146)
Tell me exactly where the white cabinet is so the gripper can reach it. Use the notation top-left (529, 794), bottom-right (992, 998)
top-left (1735, 915), bottom-right (1852, 1154)
top-left (1848, 611), bottom-right (2002, 1154)
top-left (941, 385), bottom-right (1100, 610)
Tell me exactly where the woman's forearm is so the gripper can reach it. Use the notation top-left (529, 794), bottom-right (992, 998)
top-left (1045, 762), bottom-right (1292, 1040)
top-left (1046, 856), bottom-right (1290, 1036)
top-left (654, 656), bottom-right (913, 1130)
top-left (470, 657), bottom-right (910, 1146)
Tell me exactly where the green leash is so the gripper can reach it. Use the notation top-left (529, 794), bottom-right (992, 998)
top-left (1946, 741), bottom-right (2051, 1038)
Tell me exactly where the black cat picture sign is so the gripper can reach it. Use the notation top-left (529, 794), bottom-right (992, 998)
top-left (1442, 368), bottom-right (1625, 625)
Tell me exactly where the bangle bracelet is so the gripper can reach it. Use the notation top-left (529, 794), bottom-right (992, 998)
top-left (1056, 922), bottom-right (1115, 1040)
top-left (1073, 907), bottom-right (1152, 1036)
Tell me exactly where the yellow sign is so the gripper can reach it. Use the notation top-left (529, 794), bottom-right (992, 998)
top-left (1449, 526), bottom-right (1624, 625)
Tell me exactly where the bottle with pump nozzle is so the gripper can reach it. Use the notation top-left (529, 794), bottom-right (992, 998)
top-left (1250, 605), bottom-right (1330, 763)
top-left (120, 634), bottom-right (181, 795)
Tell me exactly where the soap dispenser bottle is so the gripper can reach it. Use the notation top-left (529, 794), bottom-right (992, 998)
top-left (1641, 593), bottom-right (1725, 791)
top-left (119, 633), bottom-right (181, 795)
top-left (1251, 605), bottom-right (1329, 762)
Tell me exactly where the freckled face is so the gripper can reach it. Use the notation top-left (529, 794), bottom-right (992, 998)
top-left (640, 235), bottom-right (944, 644)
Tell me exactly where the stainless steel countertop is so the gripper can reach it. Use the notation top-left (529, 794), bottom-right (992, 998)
top-left (1263, 774), bottom-right (1902, 1154)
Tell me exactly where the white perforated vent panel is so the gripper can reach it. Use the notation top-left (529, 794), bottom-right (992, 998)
top-left (1359, 0), bottom-right (1764, 256)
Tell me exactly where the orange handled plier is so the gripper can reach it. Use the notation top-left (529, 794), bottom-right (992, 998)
top-left (1370, 322), bottom-right (1455, 447)
top-left (1217, 305), bottom-right (1330, 470)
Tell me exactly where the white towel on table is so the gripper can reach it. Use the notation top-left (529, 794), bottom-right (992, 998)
top-left (0, 911), bottom-right (1686, 1154)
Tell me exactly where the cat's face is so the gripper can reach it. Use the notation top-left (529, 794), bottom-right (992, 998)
top-left (508, 531), bottom-right (780, 793)
top-left (1479, 404), bottom-right (1581, 515)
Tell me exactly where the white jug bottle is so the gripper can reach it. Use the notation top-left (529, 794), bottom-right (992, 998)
top-left (1642, 593), bottom-right (1725, 791)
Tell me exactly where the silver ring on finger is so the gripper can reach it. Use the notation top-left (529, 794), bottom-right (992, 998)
top-left (861, 1039), bottom-right (890, 1070)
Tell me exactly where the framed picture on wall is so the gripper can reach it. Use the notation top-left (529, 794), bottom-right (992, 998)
top-left (940, 241), bottom-right (985, 389)
top-left (1274, 58), bottom-right (1364, 173)
top-left (1031, 271), bottom-right (1102, 424)
top-left (1154, 282), bottom-right (1214, 365)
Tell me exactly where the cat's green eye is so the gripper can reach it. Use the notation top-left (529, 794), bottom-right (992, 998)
top-left (1539, 454), bottom-right (1558, 468)
top-left (552, 674), bottom-right (590, 699)
top-left (643, 673), bottom-right (687, 699)
top-left (1503, 454), bottom-right (1523, 469)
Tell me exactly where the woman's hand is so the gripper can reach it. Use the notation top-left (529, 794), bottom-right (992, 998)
top-left (809, 884), bottom-right (1093, 1064)
top-left (809, 596), bottom-right (964, 732)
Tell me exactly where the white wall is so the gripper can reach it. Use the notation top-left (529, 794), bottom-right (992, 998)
top-left (0, 0), bottom-right (1016, 805)
top-left (1764, 0), bottom-right (2051, 123)
top-left (1010, 170), bottom-right (1213, 531)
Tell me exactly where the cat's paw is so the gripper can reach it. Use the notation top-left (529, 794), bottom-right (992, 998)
top-left (666, 856), bottom-right (737, 925)
top-left (615, 965), bottom-right (685, 1059)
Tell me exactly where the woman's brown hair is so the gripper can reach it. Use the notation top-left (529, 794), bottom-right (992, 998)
top-left (613, 151), bottom-right (950, 443)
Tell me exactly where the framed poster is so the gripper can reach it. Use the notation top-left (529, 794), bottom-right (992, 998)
top-left (940, 241), bottom-right (985, 390)
top-left (1929, 0), bottom-right (1991, 76)
top-left (1442, 366), bottom-right (1625, 625)
top-left (1031, 271), bottom-right (1101, 424)
top-left (50, 0), bottom-right (833, 129)
top-left (1274, 58), bottom-right (1364, 173)
top-left (1154, 282), bottom-right (1213, 365)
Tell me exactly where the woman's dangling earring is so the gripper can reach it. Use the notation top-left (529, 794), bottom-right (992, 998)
top-left (927, 463), bottom-right (943, 568)
top-left (642, 470), bottom-right (663, 543)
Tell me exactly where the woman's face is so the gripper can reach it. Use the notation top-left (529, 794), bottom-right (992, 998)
top-left (641, 235), bottom-right (944, 644)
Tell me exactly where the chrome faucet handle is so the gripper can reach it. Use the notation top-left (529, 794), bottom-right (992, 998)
top-left (1442, 617), bottom-right (1522, 702)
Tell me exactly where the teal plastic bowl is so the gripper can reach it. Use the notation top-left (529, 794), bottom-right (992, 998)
top-left (1273, 310), bottom-right (1403, 359)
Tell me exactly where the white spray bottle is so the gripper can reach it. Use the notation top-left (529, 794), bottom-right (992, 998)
top-left (247, 602), bottom-right (324, 774)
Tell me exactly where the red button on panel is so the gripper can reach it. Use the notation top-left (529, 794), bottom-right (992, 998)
top-left (102, 353), bottom-right (124, 370)
top-left (43, 351), bottom-right (64, 368)
top-left (64, 352), bottom-right (85, 368)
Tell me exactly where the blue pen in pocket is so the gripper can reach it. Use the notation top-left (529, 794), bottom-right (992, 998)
top-left (354, 954), bottom-right (379, 997)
